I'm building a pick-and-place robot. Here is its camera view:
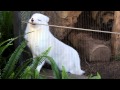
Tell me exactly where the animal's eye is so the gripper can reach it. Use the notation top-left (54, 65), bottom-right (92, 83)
top-left (38, 19), bottom-right (41, 21)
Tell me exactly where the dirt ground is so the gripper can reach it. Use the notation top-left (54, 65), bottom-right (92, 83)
top-left (44, 59), bottom-right (120, 79)
top-left (81, 60), bottom-right (120, 79)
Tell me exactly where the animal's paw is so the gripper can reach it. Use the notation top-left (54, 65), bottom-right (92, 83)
top-left (78, 70), bottom-right (85, 75)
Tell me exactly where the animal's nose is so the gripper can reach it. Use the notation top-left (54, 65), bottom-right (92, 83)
top-left (31, 18), bottom-right (34, 22)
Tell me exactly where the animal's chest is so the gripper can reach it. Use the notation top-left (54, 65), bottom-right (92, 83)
top-left (27, 30), bottom-right (51, 54)
top-left (28, 31), bottom-right (41, 46)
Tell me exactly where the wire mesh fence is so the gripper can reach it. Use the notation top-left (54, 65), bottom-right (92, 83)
top-left (16, 11), bottom-right (116, 63)
top-left (12, 11), bottom-right (120, 79)
top-left (73, 11), bottom-right (114, 62)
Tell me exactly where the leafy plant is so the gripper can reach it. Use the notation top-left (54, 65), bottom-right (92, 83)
top-left (2, 40), bottom-right (27, 79)
top-left (62, 66), bottom-right (69, 79)
top-left (0, 37), bottom-right (18, 70)
top-left (20, 48), bottom-right (69, 79)
top-left (88, 72), bottom-right (101, 79)
top-left (0, 37), bottom-right (69, 79)
top-left (0, 11), bottom-right (14, 69)
top-left (0, 11), bottom-right (13, 42)
top-left (0, 38), bottom-right (18, 56)
top-left (41, 56), bottom-right (69, 79)
top-left (14, 59), bottom-right (32, 79)
top-left (42, 56), bottom-right (61, 79)
top-left (21, 47), bottom-right (51, 79)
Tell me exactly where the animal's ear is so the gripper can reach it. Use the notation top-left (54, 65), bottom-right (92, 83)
top-left (45, 16), bottom-right (49, 23)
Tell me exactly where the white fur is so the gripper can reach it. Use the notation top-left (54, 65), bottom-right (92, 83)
top-left (24, 13), bottom-right (85, 75)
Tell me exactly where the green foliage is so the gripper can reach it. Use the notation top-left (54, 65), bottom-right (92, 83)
top-left (0, 11), bottom-right (14, 69)
top-left (0, 38), bottom-right (69, 79)
top-left (0, 38), bottom-right (17, 56)
top-left (43, 56), bottom-right (61, 79)
top-left (30, 47), bottom-right (51, 74)
top-left (14, 59), bottom-right (32, 79)
top-left (88, 72), bottom-right (101, 79)
top-left (0, 39), bottom-right (13, 64)
top-left (41, 56), bottom-right (69, 79)
top-left (20, 66), bottom-right (43, 79)
top-left (20, 66), bottom-right (32, 79)
top-left (0, 38), bottom-right (34, 79)
top-left (21, 47), bottom-right (51, 79)
top-left (20, 47), bottom-right (69, 79)
top-left (2, 40), bottom-right (27, 79)
top-left (0, 11), bottom-right (13, 41)
top-left (62, 66), bottom-right (69, 79)
top-left (0, 37), bottom-right (18, 70)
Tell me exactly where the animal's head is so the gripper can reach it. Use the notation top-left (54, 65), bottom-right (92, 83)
top-left (28, 13), bottom-right (49, 26)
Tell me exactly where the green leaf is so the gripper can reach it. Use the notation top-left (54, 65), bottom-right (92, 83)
top-left (34, 69), bottom-right (40, 79)
top-left (9, 72), bottom-right (15, 79)
top-left (2, 40), bottom-right (27, 79)
top-left (20, 47), bottom-right (51, 79)
top-left (0, 37), bottom-right (18, 56)
top-left (21, 66), bottom-right (32, 79)
top-left (30, 47), bottom-right (51, 78)
top-left (62, 66), bottom-right (69, 79)
top-left (0, 38), bottom-right (12, 47)
top-left (42, 56), bottom-right (61, 79)
top-left (88, 72), bottom-right (101, 79)
top-left (14, 58), bottom-right (32, 79)
top-left (0, 43), bottom-right (13, 56)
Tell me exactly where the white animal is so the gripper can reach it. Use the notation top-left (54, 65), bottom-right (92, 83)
top-left (24, 13), bottom-right (85, 75)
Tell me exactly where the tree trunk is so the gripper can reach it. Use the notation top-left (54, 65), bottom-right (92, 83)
top-left (111, 11), bottom-right (120, 58)
top-left (69, 31), bottom-right (111, 62)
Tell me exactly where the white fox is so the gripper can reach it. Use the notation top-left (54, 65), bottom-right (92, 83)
top-left (24, 13), bottom-right (85, 75)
